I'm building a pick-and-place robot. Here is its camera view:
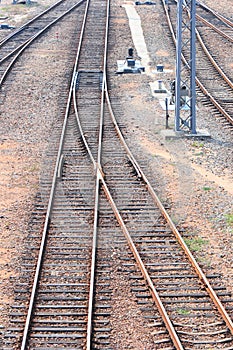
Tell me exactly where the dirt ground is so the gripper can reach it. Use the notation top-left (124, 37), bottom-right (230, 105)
top-left (0, 0), bottom-right (232, 342)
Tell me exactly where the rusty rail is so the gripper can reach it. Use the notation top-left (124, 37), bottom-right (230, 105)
top-left (0, 0), bottom-right (86, 88)
top-left (100, 171), bottom-right (184, 350)
top-left (196, 13), bottom-right (233, 43)
top-left (19, 1), bottom-right (88, 348)
top-left (198, 2), bottom-right (233, 29)
top-left (104, 82), bottom-right (233, 336)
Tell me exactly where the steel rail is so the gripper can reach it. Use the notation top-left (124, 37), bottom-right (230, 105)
top-left (195, 76), bottom-right (233, 125)
top-left (72, 0), bottom-right (95, 167)
top-left (75, 80), bottom-right (233, 348)
top-left (184, 6), bottom-right (233, 90)
top-left (20, 1), bottom-right (88, 348)
top-left (0, 39), bottom-right (33, 64)
top-left (100, 171), bottom-right (184, 350)
top-left (72, 0), bottom-right (110, 346)
top-left (0, 0), bottom-right (65, 46)
top-left (74, 87), bottom-right (182, 348)
top-left (161, 0), bottom-right (233, 125)
top-left (71, 2), bottom-right (233, 344)
top-left (0, 0), bottom-right (86, 88)
top-left (71, 0), bottom-right (107, 348)
top-left (73, 73), bottom-right (96, 167)
top-left (172, 0), bottom-right (233, 89)
top-left (104, 84), bottom-right (233, 335)
top-left (86, 170), bottom-right (100, 350)
top-left (184, 5), bottom-right (233, 124)
top-left (0, 0), bottom-right (85, 64)
top-left (198, 2), bottom-right (233, 29)
top-left (72, 6), bottom-right (184, 347)
top-left (19, 0), bottom-right (232, 347)
top-left (196, 13), bottom-right (233, 43)
top-left (144, 174), bottom-right (233, 336)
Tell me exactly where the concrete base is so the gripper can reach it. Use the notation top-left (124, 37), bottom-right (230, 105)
top-left (160, 129), bottom-right (211, 140)
top-left (150, 81), bottom-right (170, 98)
top-left (151, 69), bottom-right (174, 74)
top-left (116, 60), bottom-right (145, 74)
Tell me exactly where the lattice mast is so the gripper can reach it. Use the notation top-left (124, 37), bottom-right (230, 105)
top-left (175, 0), bottom-right (197, 134)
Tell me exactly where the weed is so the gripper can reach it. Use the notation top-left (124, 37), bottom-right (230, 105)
top-left (192, 141), bottom-right (204, 148)
top-left (225, 214), bottom-right (233, 226)
top-left (194, 151), bottom-right (204, 156)
top-left (184, 236), bottom-right (208, 252)
top-left (177, 308), bottom-right (190, 315)
top-left (28, 164), bottom-right (39, 172)
top-left (0, 7), bottom-right (9, 11)
top-left (203, 186), bottom-right (211, 191)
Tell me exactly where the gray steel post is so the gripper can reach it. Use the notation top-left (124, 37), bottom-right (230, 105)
top-left (175, 0), bottom-right (197, 134)
top-left (190, 0), bottom-right (197, 134)
top-left (175, 0), bottom-right (182, 132)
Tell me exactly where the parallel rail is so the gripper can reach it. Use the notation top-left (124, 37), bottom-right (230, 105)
top-left (198, 2), bottom-right (233, 29)
top-left (2, 0), bottom-right (233, 349)
top-left (0, 0), bottom-right (86, 86)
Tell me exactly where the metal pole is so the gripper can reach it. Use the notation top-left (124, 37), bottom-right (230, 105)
top-left (175, 0), bottom-right (182, 132)
top-left (190, 0), bottom-right (197, 134)
top-left (165, 97), bottom-right (169, 129)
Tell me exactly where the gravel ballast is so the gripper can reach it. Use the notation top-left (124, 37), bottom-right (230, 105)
top-left (0, 0), bottom-right (232, 344)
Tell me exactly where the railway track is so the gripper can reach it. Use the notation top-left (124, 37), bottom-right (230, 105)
top-left (197, 2), bottom-right (233, 32)
top-left (2, 0), bottom-right (233, 349)
top-left (163, 0), bottom-right (233, 127)
top-left (0, 0), bottom-right (86, 86)
top-left (195, 2), bottom-right (233, 85)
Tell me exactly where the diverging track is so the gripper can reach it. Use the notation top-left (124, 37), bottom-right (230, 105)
top-left (3, 0), bottom-right (233, 349)
top-left (0, 0), bottom-right (86, 86)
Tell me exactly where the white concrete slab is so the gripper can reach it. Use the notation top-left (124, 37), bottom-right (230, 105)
top-left (122, 4), bottom-right (152, 76)
top-left (161, 129), bottom-right (211, 140)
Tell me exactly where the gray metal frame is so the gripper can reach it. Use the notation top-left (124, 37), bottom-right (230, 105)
top-left (175, 0), bottom-right (196, 134)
